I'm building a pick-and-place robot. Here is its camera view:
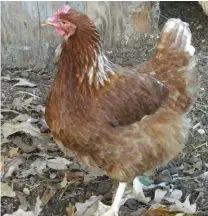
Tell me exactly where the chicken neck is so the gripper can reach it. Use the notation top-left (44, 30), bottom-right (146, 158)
top-left (57, 24), bottom-right (116, 97)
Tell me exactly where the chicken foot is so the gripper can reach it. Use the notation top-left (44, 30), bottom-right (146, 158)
top-left (94, 177), bottom-right (172, 215)
top-left (93, 182), bottom-right (127, 216)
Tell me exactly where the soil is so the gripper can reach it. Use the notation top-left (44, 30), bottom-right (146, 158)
top-left (1, 2), bottom-right (208, 216)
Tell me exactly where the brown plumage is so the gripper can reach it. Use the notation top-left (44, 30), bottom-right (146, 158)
top-left (44, 6), bottom-right (198, 183)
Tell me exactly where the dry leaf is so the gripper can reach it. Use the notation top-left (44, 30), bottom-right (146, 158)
top-left (2, 122), bottom-right (41, 138)
top-left (63, 172), bottom-right (84, 182)
top-left (13, 137), bottom-right (36, 153)
top-left (4, 157), bottom-right (24, 178)
top-left (165, 194), bottom-right (196, 214)
top-left (20, 158), bottom-right (47, 178)
top-left (41, 188), bottom-right (57, 206)
top-left (1, 138), bottom-right (11, 146)
top-left (75, 195), bottom-right (103, 216)
top-left (193, 160), bottom-right (202, 170)
top-left (167, 189), bottom-right (183, 200)
top-left (0, 156), bottom-right (5, 176)
top-left (199, 171), bottom-right (208, 180)
top-left (1, 75), bottom-right (11, 81)
top-left (46, 157), bottom-right (73, 170)
top-left (84, 166), bottom-right (106, 183)
top-left (1, 182), bottom-right (16, 197)
top-left (60, 174), bottom-right (68, 188)
top-left (8, 147), bottom-right (19, 157)
top-left (12, 97), bottom-right (36, 111)
top-left (66, 206), bottom-right (75, 216)
top-left (141, 206), bottom-right (188, 216)
top-left (12, 114), bottom-right (37, 123)
top-left (16, 191), bottom-right (29, 211)
top-left (3, 196), bottom-right (42, 216)
top-left (12, 78), bottom-right (36, 88)
top-left (153, 189), bottom-right (168, 203)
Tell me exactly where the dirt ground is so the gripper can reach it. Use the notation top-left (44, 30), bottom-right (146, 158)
top-left (1, 2), bottom-right (208, 216)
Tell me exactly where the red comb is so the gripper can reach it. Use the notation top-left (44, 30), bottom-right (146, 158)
top-left (55, 5), bottom-right (71, 15)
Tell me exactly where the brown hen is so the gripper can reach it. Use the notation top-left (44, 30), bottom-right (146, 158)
top-left (42, 5), bottom-right (198, 216)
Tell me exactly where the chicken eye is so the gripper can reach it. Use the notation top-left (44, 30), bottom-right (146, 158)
top-left (62, 21), bottom-right (66, 24)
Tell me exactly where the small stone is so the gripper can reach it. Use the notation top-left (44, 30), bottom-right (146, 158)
top-left (23, 187), bottom-right (30, 195)
top-left (196, 25), bottom-right (202, 29)
top-left (197, 129), bottom-right (205, 135)
top-left (50, 173), bottom-right (56, 179)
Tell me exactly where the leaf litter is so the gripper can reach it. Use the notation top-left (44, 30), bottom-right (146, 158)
top-left (1, 70), bottom-right (205, 216)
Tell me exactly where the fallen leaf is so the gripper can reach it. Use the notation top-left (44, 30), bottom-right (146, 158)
top-left (20, 158), bottom-right (47, 178)
top-left (12, 97), bottom-right (37, 112)
top-left (84, 166), bottom-right (106, 183)
top-left (3, 196), bottom-right (42, 216)
top-left (4, 157), bottom-right (24, 178)
top-left (0, 156), bottom-right (5, 176)
top-left (1, 182), bottom-right (16, 197)
top-left (199, 171), bottom-right (208, 180)
top-left (13, 137), bottom-right (36, 153)
top-left (12, 78), bottom-right (36, 88)
top-left (2, 122), bottom-right (41, 139)
top-left (153, 189), bottom-right (168, 203)
top-left (8, 147), bottom-right (19, 157)
top-left (16, 191), bottom-right (29, 210)
top-left (60, 172), bottom-right (84, 182)
top-left (1, 138), bottom-right (12, 146)
top-left (1, 75), bottom-right (11, 81)
top-left (46, 157), bottom-right (73, 170)
top-left (60, 174), bottom-right (68, 188)
top-left (167, 189), bottom-right (183, 200)
top-left (193, 160), bottom-right (202, 170)
top-left (165, 194), bottom-right (196, 214)
top-left (141, 206), bottom-right (188, 216)
top-left (75, 195), bottom-right (103, 216)
top-left (12, 114), bottom-right (37, 123)
top-left (66, 206), bottom-right (75, 216)
top-left (41, 188), bottom-right (57, 206)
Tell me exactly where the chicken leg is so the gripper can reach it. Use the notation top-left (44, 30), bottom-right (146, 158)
top-left (94, 182), bottom-right (127, 216)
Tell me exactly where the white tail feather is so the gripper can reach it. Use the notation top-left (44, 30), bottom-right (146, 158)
top-left (163, 18), bottom-right (195, 56)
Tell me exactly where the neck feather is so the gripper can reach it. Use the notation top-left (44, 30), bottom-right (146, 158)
top-left (58, 23), bottom-right (116, 96)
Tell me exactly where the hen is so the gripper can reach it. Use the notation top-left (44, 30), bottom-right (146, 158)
top-left (42, 5), bottom-right (198, 216)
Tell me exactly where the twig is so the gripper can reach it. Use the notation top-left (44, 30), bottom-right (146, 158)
top-left (160, 14), bottom-right (169, 20)
top-left (15, 91), bottom-right (40, 98)
top-left (195, 142), bottom-right (208, 149)
top-left (1, 109), bottom-right (20, 114)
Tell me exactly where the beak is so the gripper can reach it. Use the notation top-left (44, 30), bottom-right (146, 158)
top-left (41, 18), bottom-right (54, 26)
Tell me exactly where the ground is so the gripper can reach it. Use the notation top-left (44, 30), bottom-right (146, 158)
top-left (1, 2), bottom-right (208, 216)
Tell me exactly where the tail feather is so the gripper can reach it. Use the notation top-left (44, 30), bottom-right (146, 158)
top-left (156, 18), bottom-right (195, 56)
top-left (155, 18), bottom-right (199, 104)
